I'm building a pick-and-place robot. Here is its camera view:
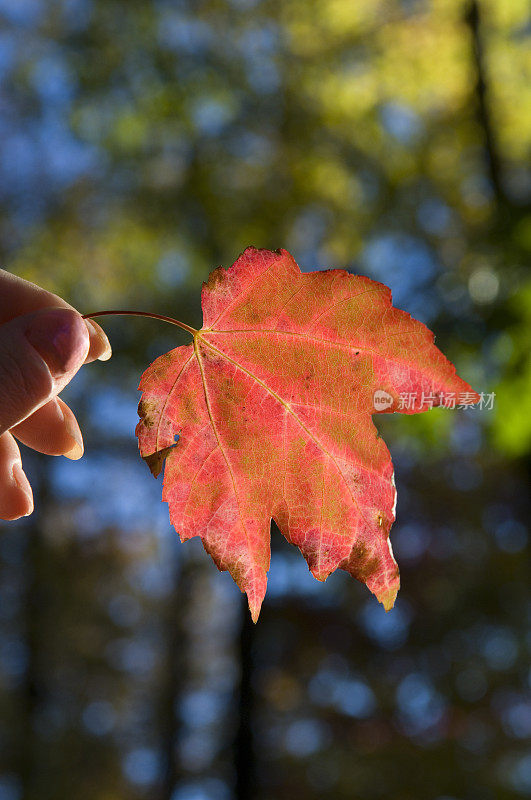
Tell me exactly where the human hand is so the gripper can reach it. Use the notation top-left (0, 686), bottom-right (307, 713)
top-left (0, 269), bottom-right (112, 520)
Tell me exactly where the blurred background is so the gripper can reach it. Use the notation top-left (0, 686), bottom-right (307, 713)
top-left (0, 0), bottom-right (530, 798)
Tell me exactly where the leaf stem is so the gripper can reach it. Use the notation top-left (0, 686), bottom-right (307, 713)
top-left (82, 310), bottom-right (198, 337)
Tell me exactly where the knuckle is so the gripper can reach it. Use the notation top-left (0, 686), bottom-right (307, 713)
top-left (0, 348), bottom-right (52, 427)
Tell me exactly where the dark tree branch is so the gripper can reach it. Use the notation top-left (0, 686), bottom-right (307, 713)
top-left (465, 0), bottom-right (506, 205)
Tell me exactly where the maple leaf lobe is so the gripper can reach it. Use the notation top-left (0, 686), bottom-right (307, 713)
top-left (142, 445), bottom-right (177, 478)
top-left (136, 246), bottom-right (479, 621)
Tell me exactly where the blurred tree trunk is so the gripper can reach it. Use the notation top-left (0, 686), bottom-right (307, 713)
top-left (157, 545), bottom-right (189, 800)
top-left (234, 598), bottom-right (257, 800)
top-left (17, 458), bottom-right (48, 799)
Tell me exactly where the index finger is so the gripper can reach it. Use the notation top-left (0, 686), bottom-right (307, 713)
top-left (0, 269), bottom-right (111, 363)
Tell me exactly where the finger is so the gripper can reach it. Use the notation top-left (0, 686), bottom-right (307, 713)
top-left (0, 307), bottom-right (89, 435)
top-left (0, 269), bottom-right (111, 362)
top-left (11, 397), bottom-right (83, 460)
top-left (0, 431), bottom-right (33, 520)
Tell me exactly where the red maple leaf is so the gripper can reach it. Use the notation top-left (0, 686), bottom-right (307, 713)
top-left (136, 247), bottom-right (478, 621)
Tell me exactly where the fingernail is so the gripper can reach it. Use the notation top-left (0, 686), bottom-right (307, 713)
top-left (62, 413), bottom-right (84, 461)
top-left (12, 462), bottom-right (34, 515)
top-left (63, 440), bottom-right (84, 460)
top-left (25, 309), bottom-right (89, 377)
top-left (85, 319), bottom-right (112, 361)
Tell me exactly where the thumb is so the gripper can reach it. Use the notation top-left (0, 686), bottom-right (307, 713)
top-left (0, 307), bottom-right (90, 435)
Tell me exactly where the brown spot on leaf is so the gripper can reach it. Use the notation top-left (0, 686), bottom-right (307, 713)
top-left (341, 542), bottom-right (380, 583)
top-left (137, 398), bottom-right (159, 428)
top-left (206, 266), bottom-right (227, 291)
